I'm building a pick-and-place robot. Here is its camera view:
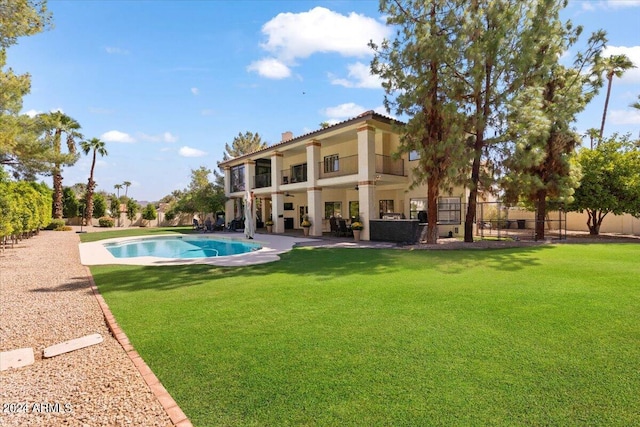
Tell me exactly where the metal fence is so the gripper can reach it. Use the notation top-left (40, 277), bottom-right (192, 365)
top-left (475, 202), bottom-right (567, 241)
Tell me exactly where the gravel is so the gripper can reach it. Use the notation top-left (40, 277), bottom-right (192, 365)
top-left (0, 230), bottom-right (173, 426)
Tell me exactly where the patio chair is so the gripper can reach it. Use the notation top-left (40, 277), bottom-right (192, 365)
top-left (192, 218), bottom-right (202, 230)
top-left (329, 217), bottom-right (340, 237)
top-left (339, 219), bottom-right (352, 237)
top-left (213, 217), bottom-right (225, 231)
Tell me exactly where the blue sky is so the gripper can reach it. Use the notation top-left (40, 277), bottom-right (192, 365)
top-left (9, 0), bottom-right (640, 201)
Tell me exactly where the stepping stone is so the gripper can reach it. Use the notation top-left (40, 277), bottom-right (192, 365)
top-left (43, 333), bottom-right (103, 358)
top-left (0, 347), bottom-right (35, 371)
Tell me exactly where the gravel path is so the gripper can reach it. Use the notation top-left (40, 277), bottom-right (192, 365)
top-left (0, 230), bottom-right (174, 426)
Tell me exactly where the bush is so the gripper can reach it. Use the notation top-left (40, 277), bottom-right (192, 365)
top-left (98, 217), bottom-right (115, 227)
top-left (55, 226), bottom-right (73, 231)
top-left (46, 219), bottom-right (66, 230)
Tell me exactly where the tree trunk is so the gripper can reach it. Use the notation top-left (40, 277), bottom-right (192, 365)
top-left (535, 191), bottom-right (547, 241)
top-left (52, 167), bottom-right (63, 219)
top-left (599, 75), bottom-right (613, 140)
top-left (85, 179), bottom-right (95, 226)
top-left (426, 176), bottom-right (439, 244)
top-left (464, 154), bottom-right (481, 243)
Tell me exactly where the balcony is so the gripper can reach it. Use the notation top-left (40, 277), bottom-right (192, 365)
top-left (281, 164), bottom-right (307, 184)
top-left (254, 172), bottom-right (271, 189)
top-left (318, 154), bottom-right (358, 179)
top-left (376, 154), bottom-right (405, 176)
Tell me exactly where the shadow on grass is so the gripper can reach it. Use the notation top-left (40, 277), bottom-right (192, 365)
top-left (88, 244), bottom-right (554, 294)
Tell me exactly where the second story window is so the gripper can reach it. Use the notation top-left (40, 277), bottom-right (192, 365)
top-left (324, 154), bottom-right (339, 173)
top-left (230, 164), bottom-right (245, 193)
top-left (290, 163), bottom-right (307, 183)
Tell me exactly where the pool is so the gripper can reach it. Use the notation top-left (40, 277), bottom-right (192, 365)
top-left (104, 235), bottom-right (261, 259)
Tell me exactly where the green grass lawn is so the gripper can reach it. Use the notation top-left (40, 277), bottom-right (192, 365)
top-left (89, 243), bottom-right (640, 426)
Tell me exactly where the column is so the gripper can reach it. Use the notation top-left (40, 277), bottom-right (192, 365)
top-left (357, 124), bottom-right (376, 240)
top-left (307, 188), bottom-right (322, 236)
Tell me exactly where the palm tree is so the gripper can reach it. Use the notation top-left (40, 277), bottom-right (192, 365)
top-left (123, 181), bottom-right (131, 198)
top-left (113, 184), bottom-right (123, 226)
top-left (40, 111), bottom-right (83, 219)
top-left (80, 138), bottom-right (108, 226)
top-left (631, 94), bottom-right (640, 110)
top-left (599, 54), bottom-right (636, 140)
top-left (584, 128), bottom-right (601, 150)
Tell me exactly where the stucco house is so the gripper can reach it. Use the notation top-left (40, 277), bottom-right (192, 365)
top-left (219, 111), bottom-right (468, 241)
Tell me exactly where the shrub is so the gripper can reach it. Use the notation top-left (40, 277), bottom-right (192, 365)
top-left (46, 219), bottom-right (66, 230)
top-left (98, 217), bottom-right (115, 227)
top-left (55, 226), bottom-right (73, 231)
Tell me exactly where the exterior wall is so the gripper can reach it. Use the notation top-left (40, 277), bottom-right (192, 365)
top-left (567, 211), bottom-right (640, 235)
top-left (218, 112), bottom-right (470, 241)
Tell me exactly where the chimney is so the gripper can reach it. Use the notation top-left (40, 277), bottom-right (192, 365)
top-left (281, 131), bottom-right (293, 142)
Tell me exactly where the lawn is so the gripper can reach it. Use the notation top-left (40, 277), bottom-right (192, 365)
top-left (89, 243), bottom-right (640, 426)
top-left (78, 226), bottom-right (196, 243)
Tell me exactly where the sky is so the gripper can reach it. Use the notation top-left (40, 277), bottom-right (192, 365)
top-left (8, 0), bottom-right (640, 202)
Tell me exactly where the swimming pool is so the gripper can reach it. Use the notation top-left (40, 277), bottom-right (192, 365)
top-left (104, 235), bottom-right (261, 259)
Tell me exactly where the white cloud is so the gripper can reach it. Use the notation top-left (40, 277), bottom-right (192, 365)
top-left (179, 146), bottom-right (207, 157)
top-left (607, 0), bottom-right (640, 8)
top-left (191, 87), bottom-right (199, 95)
top-left (610, 109), bottom-right (640, 125)
top-left (247, 58), bottom-right (291, 79)
top-left (260, 7), bottom-right (389, 62)
top-left (322, 102), bottom-right (368, 120)
top-left (23, 109), bottom-right (42, 118)
top-left (105, 46), bottom-right (129, 55)
top-left (602, 46), bottom-right (640, 83)
top-left (138, 132), bottom-right (178, 143)
top-left (582, 0), bottom-right (640, 10)
top-left (329, 62), bottom-right (382, 89)
top-left (249, 7), bottom-right (390, 79)
top-left (101, 130), bottom-right (136, 143)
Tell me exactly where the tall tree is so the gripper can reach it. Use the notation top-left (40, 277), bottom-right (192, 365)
top-left (598, 54), bottom-right (635, 140)
top-left (0, 0), bottom-right (52, 178)
top-left (502, 25), bottom-right (605, 240)
top-left (222, 131), bottom-right (266, 160)
top-left (79, 137), bottom-right (107, 225)
top-left (114, 183), bottom-right (122, 199)
top-left (370, 0), bottom-right (469, 243)
top-left (570, 133), bottom-right (640, 235)
top-left (39, 111), bottom-right (82, 219)
top-left (630, 94), bottom-right (640, 110)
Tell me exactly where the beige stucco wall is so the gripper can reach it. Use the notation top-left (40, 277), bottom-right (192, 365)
top-left (567, 211), bottom-right (640, 235)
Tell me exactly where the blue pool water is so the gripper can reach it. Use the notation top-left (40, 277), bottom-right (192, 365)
top-left (104, 236), bottom-right (261, 259)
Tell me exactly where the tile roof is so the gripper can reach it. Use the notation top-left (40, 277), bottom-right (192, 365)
top-left (219, 110), bottom-right (402, 166)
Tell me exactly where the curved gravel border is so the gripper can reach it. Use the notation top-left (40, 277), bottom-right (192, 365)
top-left (0, 230), bottom-right (186, 426)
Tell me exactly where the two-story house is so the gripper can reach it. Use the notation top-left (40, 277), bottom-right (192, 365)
top-left (220, 110), bottom-right (467, 241)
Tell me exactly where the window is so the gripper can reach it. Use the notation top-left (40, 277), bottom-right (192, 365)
top-left (230, 165), bottom-right (245, 192)
top-left (325, 202), bottom-right (342, 219)
top-left (349, 201), bottom-right (359, 221)
top-left (409, 150), bottom-right (420, 161)
top-left (438, 197), bottom-right (461, 224)
top-left (324, 154), bottom-right (339, 173)
top-left (409, 198), bottom-right (427, 220)
top-left (379, 200), bottom-right (394, 218)
top-left (290, 163), bottom-right (307, 183)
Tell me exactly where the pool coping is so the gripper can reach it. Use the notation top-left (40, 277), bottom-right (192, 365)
top-left (79, 233), bottom-right (318, 266)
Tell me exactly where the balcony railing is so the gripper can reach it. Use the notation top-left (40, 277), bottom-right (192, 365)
top-left (281, 165), bottom-right (307, 184)
top-left (376, 154), bottom-right (405, 176)
top-left (254, 172), bottom-right (271, 188)
top-left (318, 154), bottom-right (358, 179)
